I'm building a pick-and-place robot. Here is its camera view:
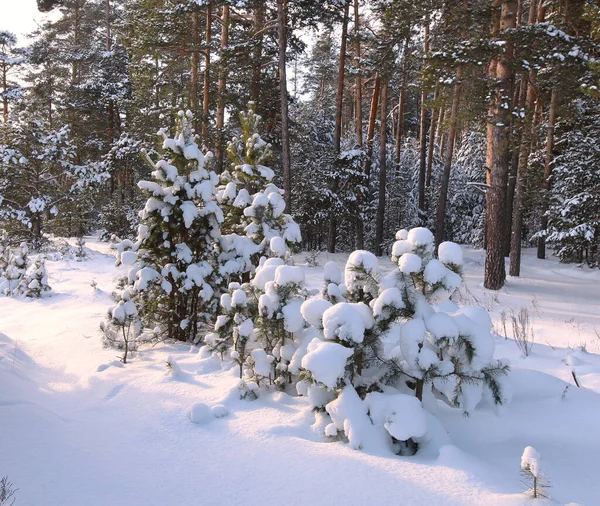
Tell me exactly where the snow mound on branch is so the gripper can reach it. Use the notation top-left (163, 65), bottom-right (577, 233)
top-left (365, 392), bottom-right (428, 441)
top-left (301, 338), bottom-right (352, 388)
top-left (301, 299), bottom-right (332, 328)
top-left (326, 385), bottom-right (371, 450)
top-left (438, 241), bottom-right (463, 267)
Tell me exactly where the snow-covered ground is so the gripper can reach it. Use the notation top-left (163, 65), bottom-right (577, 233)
top-left (1, 239), bottom-right (599, 506)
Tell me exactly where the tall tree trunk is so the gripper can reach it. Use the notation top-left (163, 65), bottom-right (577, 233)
top-left (484, 0), bottom-right (517, 290)
top-left (190, 10), bottom-right (200, 129)
top-left (438, 106), bottom-right (447, 157)
top-left (2, 60), bottom-right (8, 126)
top-left (353, 0), bottom-right (362, 147)
top-left (277, 0), bottom-right (292, 212)
top-left (418, 22), bottom-right (430, 215)
top-left (394, 38), bottom-right (410, 172)
top-left (537, 86), bottom-right (558, 259)
top-left (375, 81), bottom-right (388, 256)
top-left (426, 84), bottom-right (440, 187)
top-left (435, 64), bottom-right (463, 245)
top-left (354, 0), bottom-right (364, 249)
top-left (505, 74), bottom-right (527, 257)
top-left (106, 0), bottom-right (116, 143)
top-left (215, 5), bottom-right (229, 173)
top-left (509, 0), bottom-right (539, 276)
top-left (364, 74), bottom-right (381, 179)
top-left (202, 4), bottom-right (212, 141)
top-left (327, 1), bottom-right (349, 254)
top-left (250, 3), bottom-right (265, 105)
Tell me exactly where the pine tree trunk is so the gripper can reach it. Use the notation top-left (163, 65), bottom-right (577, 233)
top-left (418, 22), bottom-right (430, 215)
top-left (2, 60), bottom-right (8, 127)
top-left (537, 87), bottom-right (558, 259)
top-left (375, 81), bottom-right (388, 256)
top-left (509, 0), bottom-right (539, 276)
top-left (327, 1), bottom-right (350, 254)
top-left (354, 0), bottom-right (364, 249)
top-left (426, 84), bottom-right (440, 187)
top-left (190, 10), bottom-right (200, 129)
top-left (364, 74), bottom-right (381, 179)
top-left (484, 0), bottom-right (517, 290)
top-left (250, 3), bottom-right (265, 105)
top-left (202, 4), bottom-right (212, 141)
top-left (435, 64), bottom-right (463, 246)
top-left (394, 38), bottom-right (409, 172)
top-left (215, 5), bottom-right (229, 173)
top-left (277, 0), bottom-right (292, 213)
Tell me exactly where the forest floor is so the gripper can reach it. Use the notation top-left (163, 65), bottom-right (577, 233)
top-left (1, 238), bottom-right (599, 506)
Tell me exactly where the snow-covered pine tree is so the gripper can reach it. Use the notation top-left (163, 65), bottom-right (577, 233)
top-left (100, 289), bottom-right (146, 364)
top-left (20, 257), bottom-right (51, 298)
top-left (218, 102), bottom-right (301, 282)
top-left (297, 227), bottom-right (509, 453)
top-left (1, 242), bottom-right (28, 296)
top-left (114, 110), bottom-right (223, 342)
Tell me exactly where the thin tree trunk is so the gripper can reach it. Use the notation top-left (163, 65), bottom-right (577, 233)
top-left (394, 38), bottom-right (410, 171)
top-left (375, 81), bottom-right (388, 256)
top-left (354, 0), bottom-right (364, 249)
top-left (190, 10), bottom-right (200, 128)
top-left (353, 0), bottom-right (362, 147)
top-left (277, 0), bottom-right (292, 212)
top-left (418, 22), bottom-right (430, 214)
top-left (438, 106), bottom-right (447, 157)
top-left (435, 65), bottom-right (463, 245)
top-left (250, 3), bottom-right (265, 104)
top-left (364, 74), bottom-right (381, 179)
top-left (484, 0), bottom-right (517, 290)
top-left (327, 1), bottom-right (350, 254)
top-left (426, 84), bottom-right (440, 187)
top-left (509, 0), bottom-right (538, 276)
top-left (537, 86), bottom-right (558, 259)
top-left (215, 5), bottom-right (229, 173)
top-left (202, 4), bottom-right (212, 141)
top-left (2, 61), bottom-right (8, 126)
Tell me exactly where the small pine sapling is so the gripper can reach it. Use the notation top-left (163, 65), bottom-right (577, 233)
top-left (21, 257), bottom-right (51, 298)
top-left (75, 236), bottom-right (87, 261)
top-left (100, 290), bottom-right (147, 364)
top-left (2, 243), bottom-right (28, 296)
top-left (521, 446), bottom-right (550, 499)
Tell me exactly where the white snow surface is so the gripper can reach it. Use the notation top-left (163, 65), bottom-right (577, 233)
top-left (1, 241), bottom-right (600, 505)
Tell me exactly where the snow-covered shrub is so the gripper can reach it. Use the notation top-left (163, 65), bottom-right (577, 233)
top-left (1, 242), bottom-right (28, 296)
top-left (109, 110), bottom-right (223, 343)
top-left (217, 102), bottom-right (301, 282)
top-left (100, 289), bottom-right (150, 364)
top-left (75, 237), bottom-right (87, 262)
top-left (298, 227), bottom-right (509, 454)
top-left (321, 261), bottom-right (346, 303)
top-left (21, 257), bottom-right (51, 298)
top-left (521, 446), bottom-right (549, 499)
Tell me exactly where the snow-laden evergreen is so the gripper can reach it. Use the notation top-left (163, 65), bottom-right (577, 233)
top-left (295, 227), bottom-right (509, 453)
top-left (111, 110), bottom-right (223, 343)
top-left (217, 102), bottom-right (301, 281)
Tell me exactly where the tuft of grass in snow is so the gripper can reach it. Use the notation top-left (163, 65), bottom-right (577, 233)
top-left (511, 307), bottom-right (534, 357)
top-left (0, 476), bottom-right (18, 506)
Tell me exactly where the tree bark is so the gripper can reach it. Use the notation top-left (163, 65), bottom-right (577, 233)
top-left (375, 80), bottom-right (388, 256)
top-left (215, 5), bottom-right (229, 173)
top-left (394, 38), bottom-right (410, 172)
top-left (364, 74), bottom-right (381, 179)
top-left (426, 84), bottom-right (440, 187)
top-left (190, 10), bottom-right (200, 128)
top-left (354, 0), bottom-right (364, 249)
top-left (418, 22), bottom-right (430, 215)
top-left (509, 0), bottom-right (539, 276)
top-left (537, 86), bottom-right (558, 259)
top-left (250, 3), bottom-right (265, 104)
top-left (435, 64), bottom-right (463, 246)
top-left (202, 4), bottom-right (212, 141)
top-left (277, 0), bottom-right (292, 212)
top-left (484, 0), bottom-right (517, 290)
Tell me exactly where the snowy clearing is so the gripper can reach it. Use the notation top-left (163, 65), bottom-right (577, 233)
top-left (1, 239), bottom-right (599, 506)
